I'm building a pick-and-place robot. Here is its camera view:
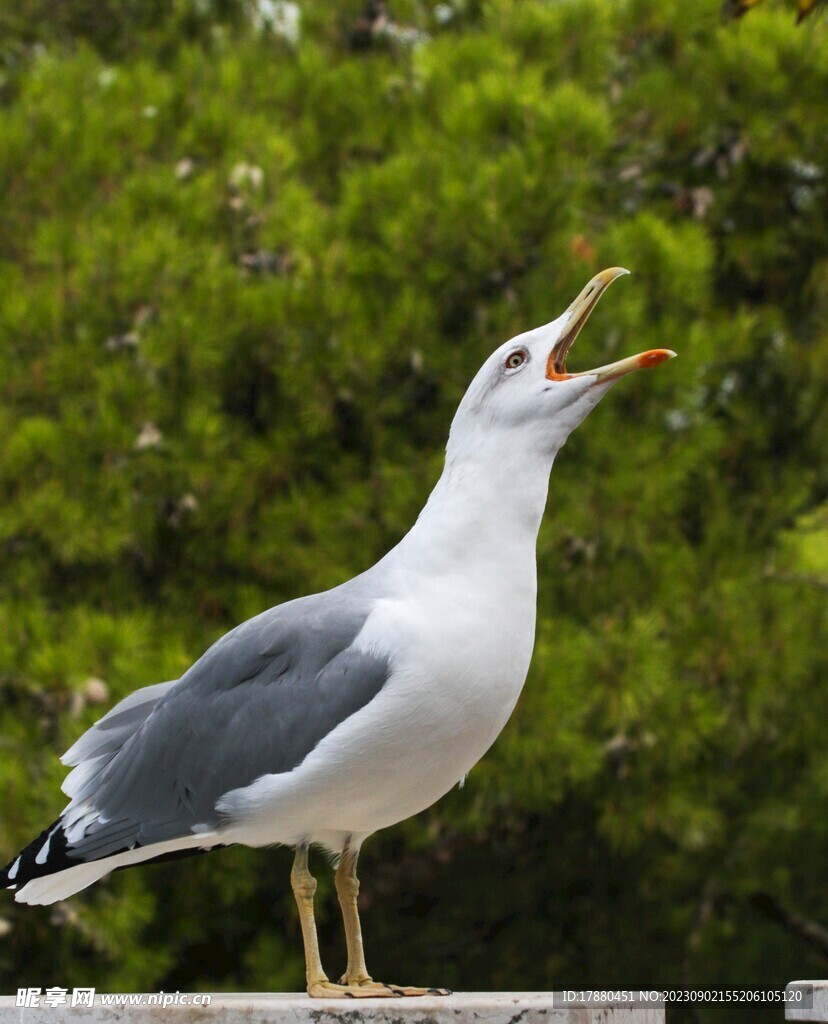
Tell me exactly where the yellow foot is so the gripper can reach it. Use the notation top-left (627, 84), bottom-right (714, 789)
top-left (384, 984), bottom-right (452, 997)
top-left (308, 980), bottom-right (395, 998)
top-left (331, 976), bottom-right (451, 997)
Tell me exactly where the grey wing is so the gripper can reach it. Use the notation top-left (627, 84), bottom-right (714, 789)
top-left (62, 680), bottom-right (178, 767)
top-left (58, 589), bottom-right (388, 860)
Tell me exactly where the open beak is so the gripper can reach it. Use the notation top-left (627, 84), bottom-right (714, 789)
top-left (546, 267), bottom-right (676, 384)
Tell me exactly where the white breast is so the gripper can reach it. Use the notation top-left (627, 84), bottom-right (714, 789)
top-left (220, 437), bottom-right (550, 850)
top-left (219, 548), bottom-right (537, 849)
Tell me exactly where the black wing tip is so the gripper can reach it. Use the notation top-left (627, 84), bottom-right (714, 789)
top-left (2, 819), bottom-right (80, 889)
top-left (2, 819), bottom-right (230, 892)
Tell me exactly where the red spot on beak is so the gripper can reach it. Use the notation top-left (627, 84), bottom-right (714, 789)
top-left (637, 349), bottom-right (675, 369)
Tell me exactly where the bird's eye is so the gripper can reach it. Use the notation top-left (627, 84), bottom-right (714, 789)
top-left (504, 350), bottom-right (527, 370)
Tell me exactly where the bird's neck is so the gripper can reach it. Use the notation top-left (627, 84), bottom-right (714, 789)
top-left (393, 441), bottom-right (557, 577)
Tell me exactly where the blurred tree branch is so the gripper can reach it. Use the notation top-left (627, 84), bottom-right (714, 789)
top-left (750, 892), bottom-right (828, 965)
top-left (722, 0), bottom-right (825, 20)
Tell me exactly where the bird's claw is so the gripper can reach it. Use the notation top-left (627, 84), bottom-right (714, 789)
top-left (319, 977), bottom-right (450, 998)
top-left (309, 980), bottom-right (391, 998)
top-left (385, 985), bottom-right (452, 996)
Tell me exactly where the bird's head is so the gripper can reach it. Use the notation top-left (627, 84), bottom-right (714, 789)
top-left (447, 268), bottom-right (675, 463)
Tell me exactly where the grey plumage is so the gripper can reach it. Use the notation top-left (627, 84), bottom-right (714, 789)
top-left (7, 585), bottom-right (389, 879)
top-left (63, 680), bottom-right (178, 767)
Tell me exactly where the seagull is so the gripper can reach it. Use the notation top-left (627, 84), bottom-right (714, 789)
top-left (2, 268), bottom-right (675, 997)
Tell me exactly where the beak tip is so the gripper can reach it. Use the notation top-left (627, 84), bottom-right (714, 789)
top-left (597, 267), bottom-right (630, 284)
top-left (588, 348), bottom-right (677, 384)
top-left (639, 348), bottom-right (677, 369)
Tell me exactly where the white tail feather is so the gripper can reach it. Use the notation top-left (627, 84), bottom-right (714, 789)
top-left (14, 833), bottom-right (219, 906)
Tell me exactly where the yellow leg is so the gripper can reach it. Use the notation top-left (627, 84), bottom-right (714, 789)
top-left (291, 845), bottom-right (401, 999)
top-left (335, 846), bottom-right (374, 986)
top-left (334, 844), bottom-right (451, 998)
top-left (290, 845), bottom-right (331, 994)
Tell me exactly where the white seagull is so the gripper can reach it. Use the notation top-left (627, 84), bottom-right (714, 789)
top-left (2, 268), bottom-right (675, 997)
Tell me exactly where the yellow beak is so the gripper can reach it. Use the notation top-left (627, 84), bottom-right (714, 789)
top-left (546, 268), bottom-right (676, 383)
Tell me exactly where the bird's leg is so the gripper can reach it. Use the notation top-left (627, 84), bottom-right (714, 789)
top-left (334, 845), bottom-right (451, 998)
top-left (335, 845), bottom-right (373, 986)
top-left (290, 845), bottom-right (331, 995)
top-left (291, 845), bottom-right (394, 999)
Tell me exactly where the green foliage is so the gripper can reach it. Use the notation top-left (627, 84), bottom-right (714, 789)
top-left (0, 2), bottom-right (826, 1019)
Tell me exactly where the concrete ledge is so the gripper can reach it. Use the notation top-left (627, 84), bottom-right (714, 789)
top-left (787, 981), bottom-right (828, 1021)
top-left (0, 992), bottom-right (665, 1023)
